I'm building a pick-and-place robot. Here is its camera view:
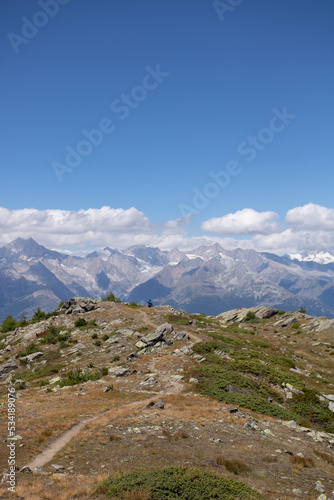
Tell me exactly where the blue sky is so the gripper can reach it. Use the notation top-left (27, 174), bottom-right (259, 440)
top-left (1, 0), bottom-right (334, 254)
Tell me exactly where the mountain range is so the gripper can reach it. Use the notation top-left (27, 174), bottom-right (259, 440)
top-left (1, 237), bottom-right (334, 320)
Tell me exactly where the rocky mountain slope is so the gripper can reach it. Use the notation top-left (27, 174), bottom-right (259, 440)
top-left (0, 299), bottom-right (334, 499)
top-left (1, 238), bottom-right (334, 321)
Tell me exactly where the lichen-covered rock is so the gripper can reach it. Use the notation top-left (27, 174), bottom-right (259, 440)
top-left (60, 297), bottom-right (99, 315)
top-left (0, 358), bottom-right (18, 379)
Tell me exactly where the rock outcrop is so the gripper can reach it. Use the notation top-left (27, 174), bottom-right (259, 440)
top-left (60, 297), bottom-right (99, 315)
top-left (216, 306), bottom-right (278, 323)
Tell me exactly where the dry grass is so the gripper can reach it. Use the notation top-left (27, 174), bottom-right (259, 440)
top-left (0, 473), bottom-right (109, 500)
top-left (313, 449), bottom-right (334, 466)
top-left (289, 455), bottom-right (314, 468)
top-left (216, 456), bottom-right (250, 474)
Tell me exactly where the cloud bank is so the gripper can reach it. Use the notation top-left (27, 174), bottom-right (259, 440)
top-left (1, 203), bottom-right (334, 255)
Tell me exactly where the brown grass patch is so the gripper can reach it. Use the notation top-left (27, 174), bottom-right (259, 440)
top-left (216, 456), bottom-right (250, 474)
top-left (290, 455), bottom-right (314, 468)
top-left (313, 449), bottom-right (334, 466)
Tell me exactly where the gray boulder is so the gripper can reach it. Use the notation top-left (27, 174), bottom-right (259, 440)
top-left (60, 297), bottom-right (99, 315)
top-left (302, 317), bottom-right (334, 332)
top-left (216, 306), bottom-right (278, 323)
top-left (141, 323), bottom-right (174, 346)
top-left (24, 351), bottom-right (43, 363)
top-left (0, 359), bottom-right (18, 379)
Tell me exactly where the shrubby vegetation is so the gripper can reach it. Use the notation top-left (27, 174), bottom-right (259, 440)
top-left (192, 325), bottom-right (334, 433)
top-left (59, 367), bottom-right (107, 387)
top-left (102, 292), bottom-right (122, 302)
top-left (96, 467), bottom-right (264, 499)
top-left (0, 302), bottom-right (63, 332)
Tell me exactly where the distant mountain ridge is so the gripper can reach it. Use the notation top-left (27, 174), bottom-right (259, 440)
top-left (1, 238), bottom-right (334, 320)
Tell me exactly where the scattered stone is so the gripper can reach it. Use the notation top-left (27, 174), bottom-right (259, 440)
top-left (140, 377), bottom-right (158, 386)
top-left (23, 351), bottom-right (43, 363)
top-left (285, 420), bottom-right (298, 429)
top-left (227, 408), bottom-right (239, 414)
top-left (113, 327), bottom-right (135, 337)
top-left (103, 386), bottom-right (112, 392)
top-left (60, 297), bottom-right (99, 315)
top-left (126, 352), bottom-right (138, 362)
top-left (113, 367), bottom-right (130, 377)
top-left (154, 323), bottom-right (174, 336)
top-left (173, 331), bottom-right (190, 340)
top-left (135, 340), bottom-right (147, 349)
top-left (315, 481), bottom-right (325, 493)
top-left (191, 354), bottom-right (206, 363)
top-left (292, 489), bottom-right (302, 495)
top-left (243, 419), bottom-right (262, 432)
top-left (189, 377), bottom-right (199, 384)
top-left (144, 400), bottom-right (164, 409)
top-left (11, 435), bottom-right (22, 441)
top-left (144, 401), bottom-right (155, 409)
top-left (274, 316), bottom-right (298, 328)
top-left (214, 350), bottom-right (232, 360)
top-left (49, 376), bottom-right (62, 385)
top-left (51, 464), bottom-right (65, 470)
top-left (33, 467), bottom-right (47, 474)
top-left (0, 358), bottom-right (18, 379)
top-left (20, 466), bottom-right (32, 474)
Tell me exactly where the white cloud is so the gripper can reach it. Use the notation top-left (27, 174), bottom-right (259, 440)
top-left (201, 208), bottom-right (281, 235)
top-left (1, 203), bottom-right (334, 256)
top-left (286, 203), bottom-right (334, 231)
top-left (0, 206), bottom-right (153, 250)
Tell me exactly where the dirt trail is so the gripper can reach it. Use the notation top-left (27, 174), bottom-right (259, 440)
top-left (26, 398), bottom-right (158, 469)
top-left (27, 415), bottom-right (98, 469)
top-left (25, 317), bottom-right (204, 469)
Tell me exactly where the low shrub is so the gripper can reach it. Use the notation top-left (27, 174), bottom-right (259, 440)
top-left (16, 342), bottom-right (41, 358)
top-left (75, 318), bottom-right (87, 327)
top-left (95, 467), bottom-right (264, 499)
top-left (245, 311), bottom-right (256, 322)
top-left (59, 367), bottom-right (101, 387)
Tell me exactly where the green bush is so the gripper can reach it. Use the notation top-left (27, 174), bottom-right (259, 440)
top-left (102, 292), bottom-right (115, 302)
top-left (102, 334), bottom-right (109, 341)
top-left (245, 311), bottom-right (256, 321)
top-left (75, 317), bottom-right (87, 327)
top-left (59, 367), bottom-right (101, 387)
top-left (16, 342), bottom-right (41, 358)
top-left (1, 315), bottom-right (19, 333)
top-left (95, 467), bottom-right (264, 499)
top-left (40, 326), bottom-right (69, 345)
top-left (31, 307), bottom-right (47, 323)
